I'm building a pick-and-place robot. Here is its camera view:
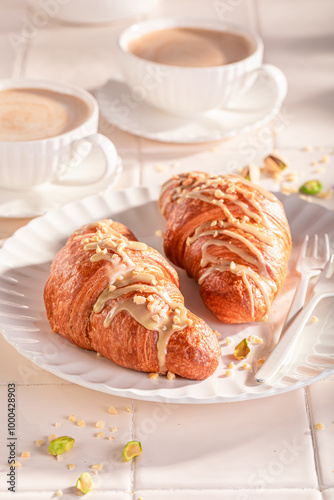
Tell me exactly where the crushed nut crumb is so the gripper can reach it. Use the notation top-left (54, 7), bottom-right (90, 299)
top-left (281, 186), bottom-right (297, 195)
top-left (107, 406), bottom-right (118, 415)
top-left (56, 455), bottom-right (63, 461)
top-left (108, 436), bottom-right (115, 440)
top-left (225, 369), bottom-right (233, 377)
top-left (96, 352), bottom-right (102, 357)
top-left (110, 426), bottom-right (117, 432)
top-left (213, 329), bottom-right (221, 338)
top-left (315, 422), bottom-right (325, 430)
top-left (21, 451), bottom-right (30, 458)
top-left (90, 463), bottom-right (103, 470)
top-left (54, 422), bottom-right (61, 428)
top-left (14, 461), bottom-right (22, 468)
top-left (257, 358), bottom-right (266, 367)
top-left (321, 155), bottom-right (329, 163)
top-left (126, 406), bottom-right (132, 413)
top-left (148, 373), bottom-right (159, 380)
top-left (167, 371), bottom-right (175, 380)
top-left (77, 419), bottom-right (86, 427)
top-left (36, 440), bottom-right (44, 447)
top-left (133, 295), bottom-right (146, 305)
top-left (56, 490), bottom-right (64, 497)
top-left (225, 337), bottom-right (233, 345)
top-left (228, 362), bottom-right (235, 369)
top-left (95, 420), bottom-right (105, 429)
top-left (304, 145), bottom-right (313, 152)
top-left (68, 415), bottom-right (76, 422)
top-left (68, 464), bottom-right (75, 470)
top-left (96, 432), bottom-right (105, 439)
top-left (311, 315), bottom-right (319, 324)
top-left (243, 363), bottom-right (251, 370)
top-left (48, 434), bottom-right (58, 442)
top-left (155, 229), bottom-right (163, 237)
top-left (248, 335), bottom-right (263, 344)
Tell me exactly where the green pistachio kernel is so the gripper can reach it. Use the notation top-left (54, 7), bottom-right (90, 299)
top-left (76, 472), bottom-right (93, 495)
top-left (299, 180), bottom-right (322, 195)
top-left (123, 441), bottom-right (142, 462)
top-left (234, 338), bottom-right (251, 360)
top-left (48, 436), bottom-right (75, 456)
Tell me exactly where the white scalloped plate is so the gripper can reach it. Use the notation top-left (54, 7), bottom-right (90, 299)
top-left (0, 186), bottom-right (333, 403)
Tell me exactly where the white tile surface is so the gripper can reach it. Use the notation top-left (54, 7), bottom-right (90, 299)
top-left (134, 490), bottom-right (322, 500)
top-left (133, 389), bottom-right (317, 490)
top-left (307, 381), bottom-right (334, 489)
top-left (0, 386), bottom-right (133, 493)
top-left (323, 490), bottom-right (334, 500)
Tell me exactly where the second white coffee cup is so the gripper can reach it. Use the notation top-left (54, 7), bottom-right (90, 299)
top-left (0, 79), bottom-right (119, 190)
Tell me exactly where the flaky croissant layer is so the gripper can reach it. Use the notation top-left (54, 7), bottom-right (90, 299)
top-left (44, 219), bottom-right (221, 380)
top-left (160, 172), bottom-right (292, 323)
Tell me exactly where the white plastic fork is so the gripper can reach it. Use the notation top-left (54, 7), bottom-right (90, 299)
top-left (285, 233), bottom-right (330, 330)
top-left (255, 254), bottom-right (334, 384)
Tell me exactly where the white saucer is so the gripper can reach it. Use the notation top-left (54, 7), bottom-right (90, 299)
top-left (0, 149), bottom-right (122, 218)
top-left (95, 65), bottom-right (287, 144)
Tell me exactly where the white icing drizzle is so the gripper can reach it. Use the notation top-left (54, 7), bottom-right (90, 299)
top-left (162, 173), bottom-right (281, 318)
top-left (75, 219), bottom-right (191, 373)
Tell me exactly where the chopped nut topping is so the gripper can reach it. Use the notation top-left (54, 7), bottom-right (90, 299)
top-left (172, 324), bottom-right (180, 330)
top-left (95, 420), bottom-right (105, 429)
top-left (147, 295), bottom-right (154, 302)
top-left (68, 415), bottom-right (76, 422)
top-left (148, 373), bottom-right (159, 380)
top-left (68, 464), bottom-right (75, 470)
top-left (187, 319), bottom-right (193, 327)
top-left (48, 434), bottom-right (58, 442)
top-left (21, 451), bottom-right (30, 458)
top-left (214, 189), bottom-right (224, 199)
top-left (151, 314), bottom-right (160, 323)
top-left (77, 419), bottom-right (86, 427)
top-left (315, 422), bottom-right (325, 430)
top-left (90, 463), bottom-right (103, 470)
top-left (161, 326), bottom-right (167, 331)
top-left (96, 432), bottom-right (105, 439)
top-left (96, 244), bottom-right (102, 253)
top-left (211, 220), bottom-right (217, 227)
top-left (248, 335), bottom-right (263, 344)
top-left (108, 285), bottom-right (116, 292)
top-left (108, 406), bottom-right (118, 415)
top-left (167, 371), bottom-right (175, 380)
top-left (230, 261), bottom-right (236, 270)
top-left (173, 316), bottom-right (180, 324)
top-left (36, 440), bottom-right (44, 447)
top-left (133, 295), bottom-right (146, 305)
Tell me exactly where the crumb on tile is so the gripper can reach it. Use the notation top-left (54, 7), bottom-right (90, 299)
top-left (77, 419), bottom-right (86, 427)
top-left (56, 490), bottom-right (63, 497)
top-left (321, 155), bottom-right (329, 163)
top-left (108, 436), bottom-right (115, 441)
top-left (68, 464), bottom-right (75, 470)
top-left (243, 363), bottom-right (251, 370)
top-left (248, 335), bottom-right (263, 344)
top-left (48, 434), bottom-right (58, 442)
top-left (14, 461), bottom-right (22, 467)
top-left (126, 406), bottom-right (132, 413)
top-left (257, 358), bottom-right (266, 367)
top-left (315, 422), bottom-right (325, 430)
top-left (304, 145), bottom-right (313, 152)
top-left (110, 426), bottom-right (117, 432)
top-left (96, 432), bottom-right (105, 439)
top-left (225, 369), bottom-right (233, 377)
top-left (107, 406), bottom-right (118, 415)
top-left (167, 371), bottom-right (175, 380)
top-left (228, 362), bottom-right (235, 369)
top-left (54, 422), bottom-right (61, 428)
top-left (36, 440), bottom-right (44, 447)
top-left (56, 455), bottom-right (63, 462)
top-left (311, 315), bottom-right (319, 323)
top-left (155, 164), bottom-right (167, 173)
top-left (148, 372), bottom-right (159, 380)
top-left (90, 463), bottom-right (103, 470)
top-left (225, 337), bottom-right (233, 345)
top-left (20, 451), bottom-right (30, 458)
top-left (155, 229), bottom-right (163, 237)
top-left (95, 420), bottom-right (105, 429)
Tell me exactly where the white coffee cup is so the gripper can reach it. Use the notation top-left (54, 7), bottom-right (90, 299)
top-left (118, 18), bottom-right (284, 116)
top-left (0, 79), bottom-right (119, 190)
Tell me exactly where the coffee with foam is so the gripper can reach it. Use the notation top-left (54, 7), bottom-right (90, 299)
top-left (128, 27), bottom-right (255, 68)
top-left (0, 88), bottom-right (92, 142)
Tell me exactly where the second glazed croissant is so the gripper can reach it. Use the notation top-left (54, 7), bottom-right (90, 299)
top-left (159, 172), bottom-right (292, 323)
top-left (44, 219), bottom-right (220, 380)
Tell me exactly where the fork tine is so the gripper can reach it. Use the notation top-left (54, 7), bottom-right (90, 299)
top-left (311, 234), bottom-right (318, 257)
top-left (324, 233), bottom-right (330, 261)
top-left (300, 234), bottom-right (309, 257)
top-left (315, 254), bottom-right (334, 288)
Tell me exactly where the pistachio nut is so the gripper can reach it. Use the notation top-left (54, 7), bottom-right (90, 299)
top-left (48, 436), bottom-right (75, 456)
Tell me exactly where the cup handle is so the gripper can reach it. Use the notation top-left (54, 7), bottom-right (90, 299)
top-left (56, 133), bottom-right (119, 187)
top-left (257, 63), bottom-right (288, 107)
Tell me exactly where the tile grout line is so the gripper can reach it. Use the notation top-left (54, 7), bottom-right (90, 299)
top-left (304, 385), bottom-right (322, 492)
top-left (130, 398), bottom-right (136, 499)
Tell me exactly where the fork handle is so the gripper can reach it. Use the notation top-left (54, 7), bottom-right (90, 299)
top-left (255, 294), bottom-right (320, 383)
top-left (284, 272), bottom-right (318, 330)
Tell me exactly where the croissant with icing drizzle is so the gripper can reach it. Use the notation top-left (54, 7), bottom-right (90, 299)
top-left (159, 172), bottom-right (292, 323)
top-left (44, 219), bottom-right (221, 380)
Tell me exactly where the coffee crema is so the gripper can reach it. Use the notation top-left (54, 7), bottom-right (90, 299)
top-left (128, 27), bottom-right (255, 68)
top-left (0, 88), bottom-right (91, 142)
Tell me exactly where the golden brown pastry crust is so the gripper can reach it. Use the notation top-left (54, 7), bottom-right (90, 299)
top-left (159, 172), bottom-right (292, 323)
top-left (44, 220), bottom-right (220, 380)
